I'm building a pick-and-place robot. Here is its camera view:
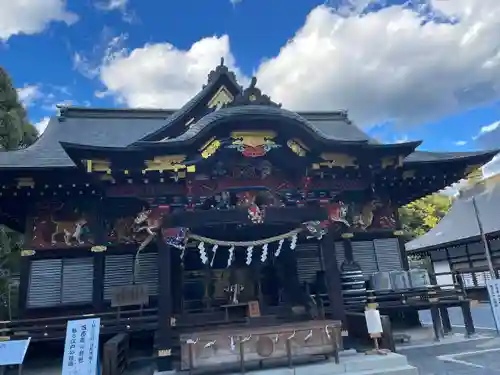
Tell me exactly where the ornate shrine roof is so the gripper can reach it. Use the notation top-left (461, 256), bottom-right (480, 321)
top-left (0, 59), bottom-right (496, 172)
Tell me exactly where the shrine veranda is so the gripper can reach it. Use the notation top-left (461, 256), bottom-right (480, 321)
top-left (0, 61), bottom-right (496, 372)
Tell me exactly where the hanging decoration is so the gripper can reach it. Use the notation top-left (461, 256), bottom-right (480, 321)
top-left (304, 330), bottom-right (313, 342)
top-left (198, 242), bottom-right (208, 264)
top-left (204, 340), bottom-right (216, 348)
top-left (260, 244), bottom-right (268, 263)
top-left (274, 239), bottom-right (284, 257)
top-left (246, 246), bottom-right (254, 265)
top-left (189, 228), bottom-right (302, 247)
top-left (210, 244), bottom-right (219, 267)
top-left (180, 221), bottom-right (326, 268)
top-left (227, 246), bottom-right (235, 267)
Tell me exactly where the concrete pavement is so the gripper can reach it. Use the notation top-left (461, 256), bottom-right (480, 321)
top-left (419, 303), bottom-right (498, 332)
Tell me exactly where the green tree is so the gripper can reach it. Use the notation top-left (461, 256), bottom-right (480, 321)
top-left (399, 194), bottom-right (452, 238)
top-left (0, 66), bottom-right (39, 318)
top-left (466, 168), bottom-right (483, 184)
top-left (0, 66), bottom-right (39, 150)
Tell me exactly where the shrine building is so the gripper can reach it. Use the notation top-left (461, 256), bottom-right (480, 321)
top-left (0, 60), bottom-right (496, 372)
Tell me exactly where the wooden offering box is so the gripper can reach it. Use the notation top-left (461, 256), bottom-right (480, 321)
top-left (179, 320), bottom-right (342, 371)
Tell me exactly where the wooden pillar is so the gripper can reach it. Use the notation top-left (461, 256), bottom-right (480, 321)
top-left (394, 210), bottom-right (410, 270)
top-left (18, 214), bottom-right (35, 318)
top-left (17, 255), bottom-right (30, 318)
top-left (156, 235), bottom-right (173, 372)
top-left (92, 201), bottom-right (106, 311)
top-left (320, 230), bottom-right (345, 323)
top-left (342, 237), bottom-right (354, 263)
top-left (92, 253), bottom-right (105, 311)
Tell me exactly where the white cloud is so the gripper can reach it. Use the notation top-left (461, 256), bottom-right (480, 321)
top-left (0, 0), bottom-right (77, 41)
top-left (454, 140), bottom-right (467, 146)
top-left (230, 0), bottom-right (243, 6)
top-left (94, 0), bottom-right (137, 23)
top-left (91, 1), bottom-right (500, 129)
top-left (99, 35), bottom-right (244, 108)
top-left (479, 121), bottom-right (500, 135)
top-left (34, 117), bottom-right (50, 134)
top-left (395, 135), bottom-right (409, 143)
top-left (73, 29), bottom-right (128, 79)
top-left (17, 85), bottom-right (41, 107)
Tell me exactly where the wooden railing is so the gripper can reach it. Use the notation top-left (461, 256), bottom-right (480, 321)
top-left (0, 308), bottom-right (158, 341)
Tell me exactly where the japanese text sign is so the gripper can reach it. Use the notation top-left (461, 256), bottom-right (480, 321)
top-left (487, 279), bottom-right (500, 332)
top-left (62, 318), bottom-right (100, 375)
top-left (0, 338), bottom-right (31, 366)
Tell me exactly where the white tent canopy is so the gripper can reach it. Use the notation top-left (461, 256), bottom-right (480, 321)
top-left (406, 176), bottom-right (500, 251)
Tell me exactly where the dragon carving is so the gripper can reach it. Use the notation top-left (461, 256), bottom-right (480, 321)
top-left (133, 206), bottom-right (170, 249)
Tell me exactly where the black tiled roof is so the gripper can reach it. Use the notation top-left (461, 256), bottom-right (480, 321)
top-left (404, 150), bottom-right (498, 163)
top-left (0, 111), bottom-right (171, 168)
top-left (0, 106), bottom-right (495, 169)
top-left (134, 105), bottom-right (373, 146)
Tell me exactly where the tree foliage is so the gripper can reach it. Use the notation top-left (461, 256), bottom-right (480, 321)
top-left (0, 66), bottom-right (38, 318)
top-left (399, 194), bottom-right (452, 238)
top-left (0, 66), bottom-right (38, 150)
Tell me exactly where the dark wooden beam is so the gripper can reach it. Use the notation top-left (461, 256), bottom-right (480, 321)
top-left (169, 206), bottom-right (328, 228)
top-left (17, 255), bottom-right (30, 318)
top-left (320, 229), bottom-right (345, 324)
top-left (155, 236), bottom-right (173, 372)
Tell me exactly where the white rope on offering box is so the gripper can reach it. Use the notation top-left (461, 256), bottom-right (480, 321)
top-left (190, 228), bottom-right (302, 266)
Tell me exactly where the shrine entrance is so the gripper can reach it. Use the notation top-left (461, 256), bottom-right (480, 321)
top-left (176, 223), bottom-right (310, 318)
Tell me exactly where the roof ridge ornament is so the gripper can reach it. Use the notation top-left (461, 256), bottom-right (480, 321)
top-left (56, 103), bottom-right (70, 122)
top-left (205, 57), bottom-right (240, 88)
top-left (225, 76), bottom-right (281, 108)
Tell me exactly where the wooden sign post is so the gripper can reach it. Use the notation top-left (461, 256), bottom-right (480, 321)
top-left (364, 305), bottom-right (389, 355)
top-left (0, 337), bottom-right (31, 375)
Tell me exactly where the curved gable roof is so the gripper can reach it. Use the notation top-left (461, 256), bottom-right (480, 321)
top-left (133, 105), bottom-right (372, 146)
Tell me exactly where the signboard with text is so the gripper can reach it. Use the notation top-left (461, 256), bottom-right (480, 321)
top-left (0, 338), bottom-right (31, 366)
top-left (62, 318), bottom-right (100, 375)
top-left (111, 284), bottom-right (149, 308)
top-left (486, 279), bottom-right (500, 332)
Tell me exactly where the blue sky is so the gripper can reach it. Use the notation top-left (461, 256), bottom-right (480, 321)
top-left (2, 0), bottom-right (500, 177)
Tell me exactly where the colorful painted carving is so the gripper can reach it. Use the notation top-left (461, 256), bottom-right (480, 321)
top-left (371, 203), bottom-right (397, 229)
top-left (162, 227), bottom-right (188, 250)
top-left (134, 206), bottom-right (170, 238)
top-left (51, 216), bottom-right (88, 245)
top-left (29, 202), bottom-right (94, 249)
top-left (200, 138), bottom-right (222, 159)
top-left (326, 202), bottom-right (349, 226)
top-left (287, 139), bottom-right (308, 157)
top-left (351, 200), bottom-right (377, 231)
top-left (302, 221), bottom-right (328, 239)
top-left (109, 216), bottom-right (136, 243)
top-left (227, 131), bottom-right (280, 158)
top-left (237, 191), bottom-right (265, 224)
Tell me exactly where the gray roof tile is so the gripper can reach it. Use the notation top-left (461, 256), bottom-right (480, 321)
top-left (137, 106), bottom-right (371, 145)
top-left (0, 115), bottom-right (169, 168)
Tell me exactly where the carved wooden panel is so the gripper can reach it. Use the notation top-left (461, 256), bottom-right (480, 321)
top-left (27, 200), bottom-right (97, 249)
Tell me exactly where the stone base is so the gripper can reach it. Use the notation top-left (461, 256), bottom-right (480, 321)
top-left (154, 353), bottom-right (417, 375)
